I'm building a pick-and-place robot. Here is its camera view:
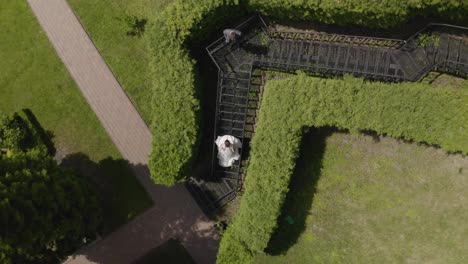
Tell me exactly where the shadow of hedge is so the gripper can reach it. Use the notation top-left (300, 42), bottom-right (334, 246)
top-left (265, 127), bottom-right (332, 255)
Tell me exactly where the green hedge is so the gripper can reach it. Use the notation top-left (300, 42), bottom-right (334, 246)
top-left (146, 0), bottom-right (244, 186)
top-left (248, 0), bottom-right (468, 28)
top-left (147, 0), bottom-right (468, 186)
top-left (217, 74), bottom-right (468, 263)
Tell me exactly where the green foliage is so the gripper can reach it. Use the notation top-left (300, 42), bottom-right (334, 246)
top-left (0, 113), bottom-right (30, 151)
top-left (217, 75), bottom-right (468, 263)
top-left (0, 110), bottom-right (57, 155)
top-left (0, 112), bottom-right (101, 263)
top-left (418, 33), bottom-right (440, 48)
top-left (217, 226), bottom-right (254, 264)
top-left (247, 0), bottom-right (468, 28)
top-left (146, 0), bottom-right (244, 186)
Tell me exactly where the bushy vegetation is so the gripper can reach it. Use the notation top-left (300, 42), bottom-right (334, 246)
top-left (248, 0), bottom-right (468, 28)
top-left (147, 0), bottom-right (467, 186)
top-left (0, 113), bottom-right (33, 151)
top-left (217, 74), bottom-right (468, 263)
top-left (0, 112), bottom-right (101, 264)
top-left (146, 0), bottom-right (244, 185)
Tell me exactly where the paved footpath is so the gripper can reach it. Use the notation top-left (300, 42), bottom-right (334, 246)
top-left (26, 0), bottom-right (218, 263)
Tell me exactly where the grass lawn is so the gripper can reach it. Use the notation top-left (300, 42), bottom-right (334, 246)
top-left (0, 1), bottom-right (151, 233)
top-left (257, 129), bottom-right (468, 264)
top-left (67, 0), bottom-right (174, 124)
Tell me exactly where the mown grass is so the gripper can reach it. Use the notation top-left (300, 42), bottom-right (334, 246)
top-left (257, 131), bottom-right (468, 263)
top-left (0, 1), bottom-right (151, 233)
top-left (67, 0), bottom-right (174, 124)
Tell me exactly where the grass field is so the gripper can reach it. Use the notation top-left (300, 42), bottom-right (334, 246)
top-left (0, 1), bottom-right (151, 232)
top-left (257, 129), bottom-right (468, 264)
top-left (67, 0), bottom-right (174, 124)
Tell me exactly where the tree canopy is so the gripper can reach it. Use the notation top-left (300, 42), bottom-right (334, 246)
top-left (0, 112), bottom-right (101, 263)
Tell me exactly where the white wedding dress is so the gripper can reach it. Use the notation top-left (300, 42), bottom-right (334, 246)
top-left (215, 135), bottom-right (241, 167)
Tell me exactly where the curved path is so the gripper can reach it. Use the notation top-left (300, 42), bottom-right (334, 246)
top-left (26, 0), bottom-right (218, 263)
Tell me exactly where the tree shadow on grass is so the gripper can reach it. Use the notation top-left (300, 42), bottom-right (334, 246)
top-left (113, 15), bottom-right (148, 37)
top-left (22, 108), bottom-right (56, 155)
top-left (265, 126), bottom-right (332, 255)
top-left (60, 153), bottom-right (152, 234)
top-left (13, 108), bottom-right (56, 155)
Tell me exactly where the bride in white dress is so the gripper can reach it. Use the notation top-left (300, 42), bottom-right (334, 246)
top-left (215, 135), bottom-right (241, 167)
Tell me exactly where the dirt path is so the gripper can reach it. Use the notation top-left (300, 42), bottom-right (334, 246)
top-left (26, 0), bottom-right (218, 263)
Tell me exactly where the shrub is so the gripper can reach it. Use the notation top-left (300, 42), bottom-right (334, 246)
top-left (0, 112), bottom-right (102, 263)
top-left (247, 0), bottom-right (468, 28)
top-left (0, 111), bottom-right (47, 152)
top-left (217, 74), bottom-right (468, 263)
top-left (146, 0), bottom-right (245, 186)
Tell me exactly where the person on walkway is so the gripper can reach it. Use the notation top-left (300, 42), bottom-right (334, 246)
top-left (215, 135), bottom-right (241, 167)
top-left (223, 29), bottom-right (242, 50)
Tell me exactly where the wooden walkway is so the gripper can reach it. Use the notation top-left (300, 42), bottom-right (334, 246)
top-left (26, 0), bottom-right (218, 263)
